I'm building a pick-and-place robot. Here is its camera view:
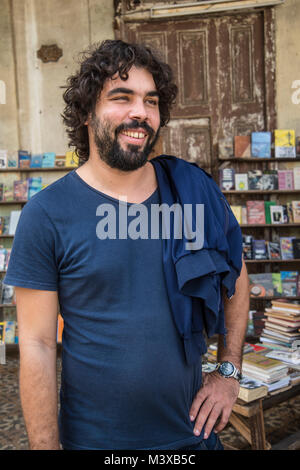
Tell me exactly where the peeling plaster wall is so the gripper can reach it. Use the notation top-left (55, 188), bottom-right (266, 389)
top-left (0, 0), bottom-right (114, 154)
top-left (276, 0), bottom-right (300, 134)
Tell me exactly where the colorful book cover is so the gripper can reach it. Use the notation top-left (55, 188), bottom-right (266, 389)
top-left (234, 173), bottom-right (248, 190)
top-left (30, 154), bottom-right (43, 168)
top-left (292, 201), bottom-right (300, 222)
top-left (7, 151), bottom-right (18, 167)
top-left (280, 271), bottom-right (298, 297)
top-left (242, 235), bottom-right (253, 259)
top-left (280, 237), bottom-right (295, 260)
top-left (247, 170), bottom-right (263, 190)
top-left (294, 168), bottom-right (300, 190)
top-left (219, 168), bottom-right (235, 190)
top-left (55, 155), bottom-right (66, 167)
top-left (65, 150), bottom-right (79, 167)
top-left (274, 129), bottom-right (296, 158)
top-left (4, 321), bottom-right (15, 344)
top-left (264, 200), bottom-right (276, 224)
top-left (272, 273), bottom-right (282, 295)
top-left (42, 152), bottom-right (56, 168)
top-left (18, 150), bottom-right (31, 168)
top-left (0, 183), bottom-right (3, 202)
top-left (252, 239), bottom-right (268, 259)
top-left (267, 242), bottom-right (281, 260)
top-left (13, 180), bottom-right (28, 201)
top-left (3, 183), bottom-right (14, 202)
top-left (251, 132), bottom-right (271, 158)
top-left (270, 205), bottom-right (284, 224)
top-left (230, 205), bottom-right (242, 224)
top-left (234, 136), bottom-right (251, 158)
top-left (296, 136), bottom-right (300, 156)
top-left (278, 170), bottom-right (294, 190)
top-left (28, 177), bottom-right (42, 199)
top-left (249, 273), bottom-right (274, 297)
top-left (292, 239), bottom-right (300, 259)
top-left (246, 200), bottom-right (265, 224)
top-left (0, 149), bottom-right (7, 168)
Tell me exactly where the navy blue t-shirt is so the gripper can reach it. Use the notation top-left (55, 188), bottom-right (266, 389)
top-left (5, 170), bottom-right (204, 450)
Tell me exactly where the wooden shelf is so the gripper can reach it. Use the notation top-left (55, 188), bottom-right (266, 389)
top-left (223, 189), bottom-right (300, 194)
top-left (241, 223), bottom-right (300, 228)
top-left (219, 157), bottom-right (300, 162)
top-left (0, 200), bottom-right (27, 205)
top-left (245, 258), bottom-right (300, 263)
top-left (0, 235), bottom-right (14, 238)
top-left (0, 165), bottom-right (76, 173)
top-left (0, 304), bottom-right (16, 308)
top-left (250, 296), bottom-right (300, 300)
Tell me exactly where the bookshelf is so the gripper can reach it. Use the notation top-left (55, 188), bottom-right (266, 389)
top-left (0, 157), bottom-right (77, 345)
top-left (218, 147), bottom-right (300, 329)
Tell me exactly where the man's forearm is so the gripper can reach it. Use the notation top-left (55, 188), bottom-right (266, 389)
top-left (217, 260), bottom-right (250, 369)
top-left (19, 341), bottom-right (60, 450)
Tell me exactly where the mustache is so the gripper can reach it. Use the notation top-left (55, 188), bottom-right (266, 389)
top-left (115, 120), bottom-right (155, 138)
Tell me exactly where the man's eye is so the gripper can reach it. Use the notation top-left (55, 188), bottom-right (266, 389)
top-left (111, 96), bottom-right (129, 101)
top-left (147, 99), bottom-right (158, 106)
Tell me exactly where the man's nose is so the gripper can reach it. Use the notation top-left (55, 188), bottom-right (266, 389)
top-left (128, 99), bottom-right (148, 122)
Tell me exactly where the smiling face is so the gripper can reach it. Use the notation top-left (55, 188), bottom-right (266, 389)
top-left (89, 66), bottom-right (161, 171)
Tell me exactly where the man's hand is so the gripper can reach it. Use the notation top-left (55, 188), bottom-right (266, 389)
top-left (189, 371), bottom-right (240, 439)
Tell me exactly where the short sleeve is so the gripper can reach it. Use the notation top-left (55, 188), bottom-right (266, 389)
top-left (4, 198), bottom-right (59, 291)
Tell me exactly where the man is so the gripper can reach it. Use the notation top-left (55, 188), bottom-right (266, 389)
top-left (5, 40), bottom-right (249, 450)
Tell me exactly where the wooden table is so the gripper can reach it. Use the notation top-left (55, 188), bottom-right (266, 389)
top-left (227, 383), bottom-right (300, 450)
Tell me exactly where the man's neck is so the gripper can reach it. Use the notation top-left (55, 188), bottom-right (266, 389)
top-left (75, 154), bottom-right (158, 204)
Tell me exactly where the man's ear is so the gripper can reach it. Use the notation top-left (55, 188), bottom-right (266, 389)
top-left (84, 112), bottom-right (91, 126)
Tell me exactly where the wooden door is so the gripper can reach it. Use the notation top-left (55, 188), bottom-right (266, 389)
top-left (119, 9), bottom-right (276, 176)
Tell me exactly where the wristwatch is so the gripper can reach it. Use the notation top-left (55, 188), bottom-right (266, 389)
top-left (215, 361), bottom-right (242, 382)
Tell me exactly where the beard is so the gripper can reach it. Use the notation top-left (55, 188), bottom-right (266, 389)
top-left (90, 114), bottom-right (160, 172)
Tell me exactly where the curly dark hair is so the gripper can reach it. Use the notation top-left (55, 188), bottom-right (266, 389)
top-left (62, 39), bottom-right (178, 164)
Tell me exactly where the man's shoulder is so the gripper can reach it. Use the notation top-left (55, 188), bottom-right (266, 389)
top-left (152, 154), bottom-right (212, 177)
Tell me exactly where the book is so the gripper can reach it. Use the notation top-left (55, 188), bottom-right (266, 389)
top-left (264, 201), bottom-right (276, 224)
top-left (219, 168), bottom-right (235, 190)
top-left (278, 170), bottom-right (294, 190)
top-left (18, 150), bottom-right (31, 168)
top-left (294, 167), bottom-right (300, 190)
top-left (0, 322), bottom-right (5, 343)
top-left (4, 321), bottom-right (15, 344)
top-left (234, 136), bottom-right (251, 158)
top-left (0, 149), bottom-right (7, 168)
top-left (238, 377), bottom-right (268, 403)
top-left (7, 151), bottom-right (18, 167)
top-left (249, 273), bottom-right (274, 297)
top-left (271, 299), bottom-right (300, 313)
top-left (272, 273), bottom-right (282, 295)
top-left (281, 271), bottom-right (298, 297)
top-left (13, 180), bottom-right (28, 201)
top-left (296, 136), bottom-right (300, 156)
top-left (274, 129), bottom-right (296, 158)
top-left (231, 205), bottom-right (242, 224)
top-left (267, 241), bottom-right (281, 260)
top-left (28, 177), bottom-right (42, 199)
top-left (3, 183), bottom-right (14, 202)
top-left (248, 170), bottom-right (263, 190)
top-left (8, 210), bottom-right (22, 235)
top-left (260, 170), bottom-right (278, 190)
top-left (292, 201), bottom-right (300, 222)
top-left (234, 173), bottom-right (248, 190)
top-left (251, 132), bottom-right (271, 158)
top-left (42, 152), bottom-right (56, 168)
top-left (270, 205), bottom-right (284, 224)
top-left (246, 200), bottom-right (265, 224)
top-left (292, 238), bottom-right (300, 258)
top-left (1, 284), bottom-right (15, 305)
top-left (280, 237), bottom-right (295, 260)
top-left (55, 155), bottom-right (66, 167)
top-left (242, 352), bottom-right (289, 379)
top-left (252, 239), bottom-right (268, 259)
top-left (65, 150), bottom-right (79, 167)
top-left (242, 235), bottom-right (253, 259)
top-left (30, 154), bottom-right (43, 168)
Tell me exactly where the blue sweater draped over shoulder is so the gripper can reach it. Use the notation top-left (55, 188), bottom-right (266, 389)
top-left (150, 155), bottom-right (243, 365)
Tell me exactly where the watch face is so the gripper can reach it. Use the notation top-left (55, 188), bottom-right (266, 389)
top-left (220, 361), bottom-right (234, 376)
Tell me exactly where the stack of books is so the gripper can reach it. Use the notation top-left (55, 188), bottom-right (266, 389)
top-left (259, 300), bottom-right (300, 349)
top-left (0, 149), bottom-right (79, 169)
top-left (242, 352), bottom-right (290, 392)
